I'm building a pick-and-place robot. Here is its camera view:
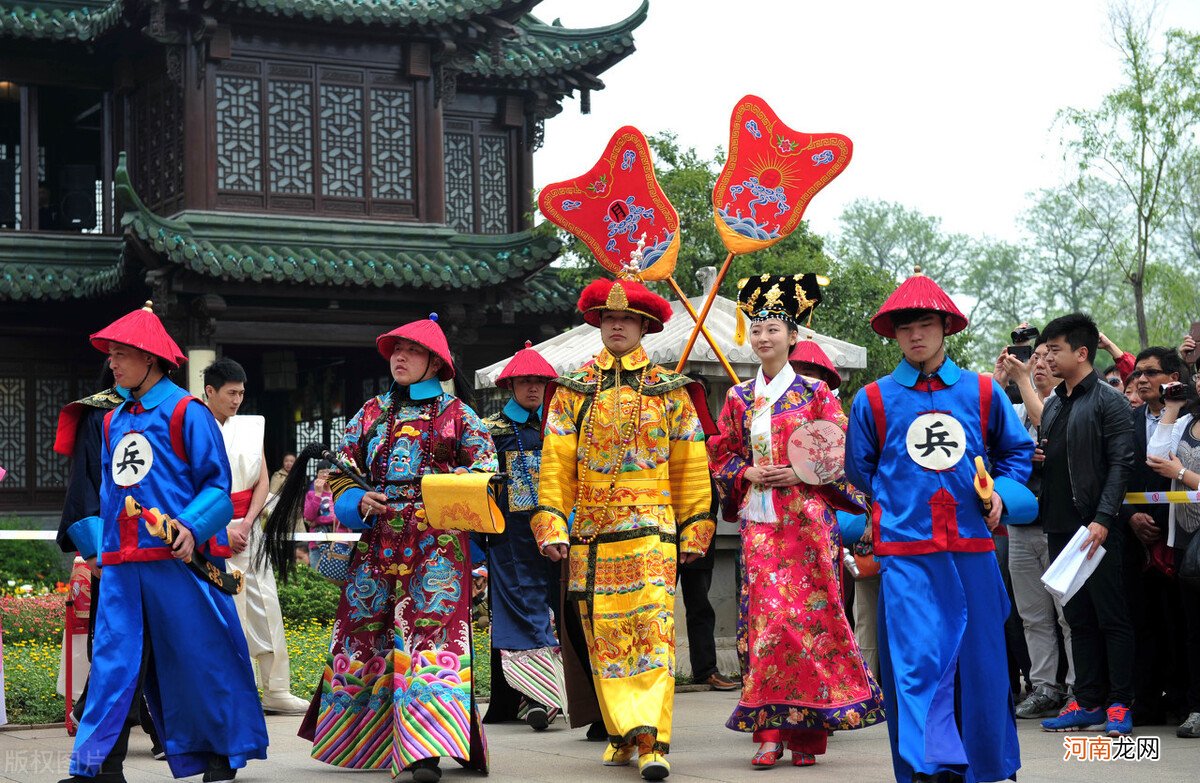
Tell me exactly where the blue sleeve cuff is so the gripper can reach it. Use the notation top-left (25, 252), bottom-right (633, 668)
top-left (174, 486), bottom-right (234, 543)
top-left (334, 489), bottom-right (371, 531)
top-left (469, 539), bottom-right (486, 565)
top-left (67, 515), bottom-right (103, 559)
top-left (995, 476), bottom-right (1038, 525)
top-left (836, 511), bottom-right (868, 541)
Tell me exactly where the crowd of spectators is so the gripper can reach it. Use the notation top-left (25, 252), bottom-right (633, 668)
top-left (987, 314), bottom-right (1200, 739)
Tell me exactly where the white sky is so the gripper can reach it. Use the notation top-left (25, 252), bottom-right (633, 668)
top-left (533, 0), bottom-right (1200, 244)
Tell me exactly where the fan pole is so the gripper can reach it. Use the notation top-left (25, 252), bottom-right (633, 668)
top-left (675, 251), bottom-right (736, 374)
top-left (664, 273), bottom-right (739, 383)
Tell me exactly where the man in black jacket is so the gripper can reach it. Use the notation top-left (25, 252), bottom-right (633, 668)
top-left (1037, 313), bottom-right (1136, 737)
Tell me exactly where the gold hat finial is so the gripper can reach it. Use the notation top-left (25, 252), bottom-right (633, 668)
top-left (912, 266), bottom-right (923, 276)
top-left (605, 281), bottom-right (629, 311)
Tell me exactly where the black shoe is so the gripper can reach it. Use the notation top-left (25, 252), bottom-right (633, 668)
top-left (408, 758), bottom-right (441, 783)
top-left (586, 720), bottom-right (609, 741)
top-left (202, 756), bottom-right (236, 783)
top-left (58, 775), bottom-right (126, 783)
top-left (525, 706), bottom-right (550, 731)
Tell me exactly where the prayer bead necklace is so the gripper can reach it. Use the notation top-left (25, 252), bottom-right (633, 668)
top-left (576, 360), bottom-right (645, 543)
top-left (509, 417), bottom-right (538, 507)
top-left (370, 394), bottom-right (435, 529)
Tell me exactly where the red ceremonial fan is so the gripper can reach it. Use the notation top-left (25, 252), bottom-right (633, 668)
top-left (786, 420), bottom-right (846, 485)
top-left (677, 97), bottom-right (854, 375)
top-left (538, 125), bottom-right (680, 281)
top-left (713, 95), bottom-right (853, 255)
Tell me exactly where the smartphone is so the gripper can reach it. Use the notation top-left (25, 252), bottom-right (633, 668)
top-left (1007, 344), bottom-right (1033, 362)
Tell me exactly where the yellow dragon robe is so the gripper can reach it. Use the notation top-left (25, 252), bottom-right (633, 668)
top-left (532, 345), bottom-right (715, 754)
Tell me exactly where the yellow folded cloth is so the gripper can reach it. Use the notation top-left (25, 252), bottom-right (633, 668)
top-left (421, 472), bottom-right (506, 534)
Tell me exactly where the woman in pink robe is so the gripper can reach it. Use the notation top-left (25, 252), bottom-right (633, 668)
top-left (708, 276), bottom-right (884, 768)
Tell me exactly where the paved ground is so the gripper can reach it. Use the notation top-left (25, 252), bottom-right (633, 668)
top-left (1, 690), bottom-right (1195, 782)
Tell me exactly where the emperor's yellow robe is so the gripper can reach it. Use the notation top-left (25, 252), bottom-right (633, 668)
top-left (532, 345), bottom-right (714, 753)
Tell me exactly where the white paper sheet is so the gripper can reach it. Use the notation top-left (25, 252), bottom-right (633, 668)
top-left (1041, 525), bottom-right (1106, 604)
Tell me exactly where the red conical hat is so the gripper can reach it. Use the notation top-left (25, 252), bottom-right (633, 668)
top-left (90, 301), bottom-right (187, 367)
top-left (789, 336), bottom-right (841, 389)
top-left (577, 278), bottom-right (672, 334)
top-left (496, 341), bottom-right (557, 389)
top-left (870, 267), bottom-right (968, 338)
top-left (376, 313), bottom-right (455, 380)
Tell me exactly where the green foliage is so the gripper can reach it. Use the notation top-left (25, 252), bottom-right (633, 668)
top-left (833, 198), bottom-right (970, 288)
top-left (0, 594), bottom-right (64, 643)
top-left (644, 132), bottom-right (726, 297)
top-left (285, 618), bottom-right (331, 698)
top-left (472, 621), bottom-right (491, 698)
top-left (1055, 3), bottom-right (1200, 347)
top-left (1143, 260), bottom-right (1200, 347)
top-left (276, 563), bottom-right (342, 624)
top-left (0, 517), bottom-right (71, 587)
top-left (1, 638), bottom-right (64, 724)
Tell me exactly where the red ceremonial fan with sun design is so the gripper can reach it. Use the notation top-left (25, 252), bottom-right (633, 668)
top-left (537, 125), bottom-right (680, 281)
top-left (713, 95), bottom-right (853, 255)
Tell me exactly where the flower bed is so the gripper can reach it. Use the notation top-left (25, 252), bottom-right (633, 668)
top-left (1, 567), bottom-right (496, 725)
top-left (1, 594), bottom-right (67, 644)
top-left (2, 638), bottom-right (64, 725)
top-left (1, 624), bottom-right (495, 725)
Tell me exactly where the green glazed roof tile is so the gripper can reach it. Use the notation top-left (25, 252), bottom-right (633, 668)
top-left (464, 1), bottom-right (646, 80)
top-left (513, 269), bottom-right (576, 314)
top-left (0, 232), bottom-right (128, 300)
top-left (217, 0), bottom-right (525, 28)
top-left (113, 152), bottom-right (563, 292)
top-left (0, 0), bottom-right (125, 42)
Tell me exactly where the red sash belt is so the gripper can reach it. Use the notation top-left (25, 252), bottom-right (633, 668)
top-left (102, 497), bottom-right (235, 563)
top-left (231, 489), bottom-right (253, 520)
top-left (102, 504), bottom-right (175, 565)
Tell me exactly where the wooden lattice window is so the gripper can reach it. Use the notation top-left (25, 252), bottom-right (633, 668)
top-left (0, 366), bottom-right (84, 510)
top-left (214, 59), bottom-right (416, 218)
top-left (443, 114), bottom-right (515, 235)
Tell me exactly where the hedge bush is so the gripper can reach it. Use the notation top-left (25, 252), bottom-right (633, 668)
top-left (0, 517), bottom-right (70, 587)
top-left (276, 564), bottom-right (342, 623)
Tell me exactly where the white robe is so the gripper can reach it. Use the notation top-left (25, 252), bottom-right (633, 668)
top-left (222, 415), bottom-right (292, 693)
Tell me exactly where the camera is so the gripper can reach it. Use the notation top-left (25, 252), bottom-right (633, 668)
top-left (1011, 325), bottom-right (1040, 344)
top-left (1007, 344), bottom-right (1033, 362)
top-left (1161, 381), bottom-right (1187, 402)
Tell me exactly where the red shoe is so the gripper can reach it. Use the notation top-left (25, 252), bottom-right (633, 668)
top-left (751, 742), bottom-right (783, 768)
top-left (792, 752), bottom-right (816, 767)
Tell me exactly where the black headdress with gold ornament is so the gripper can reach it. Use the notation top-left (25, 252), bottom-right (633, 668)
top-left (734, 273), bottom-right (829, 344)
